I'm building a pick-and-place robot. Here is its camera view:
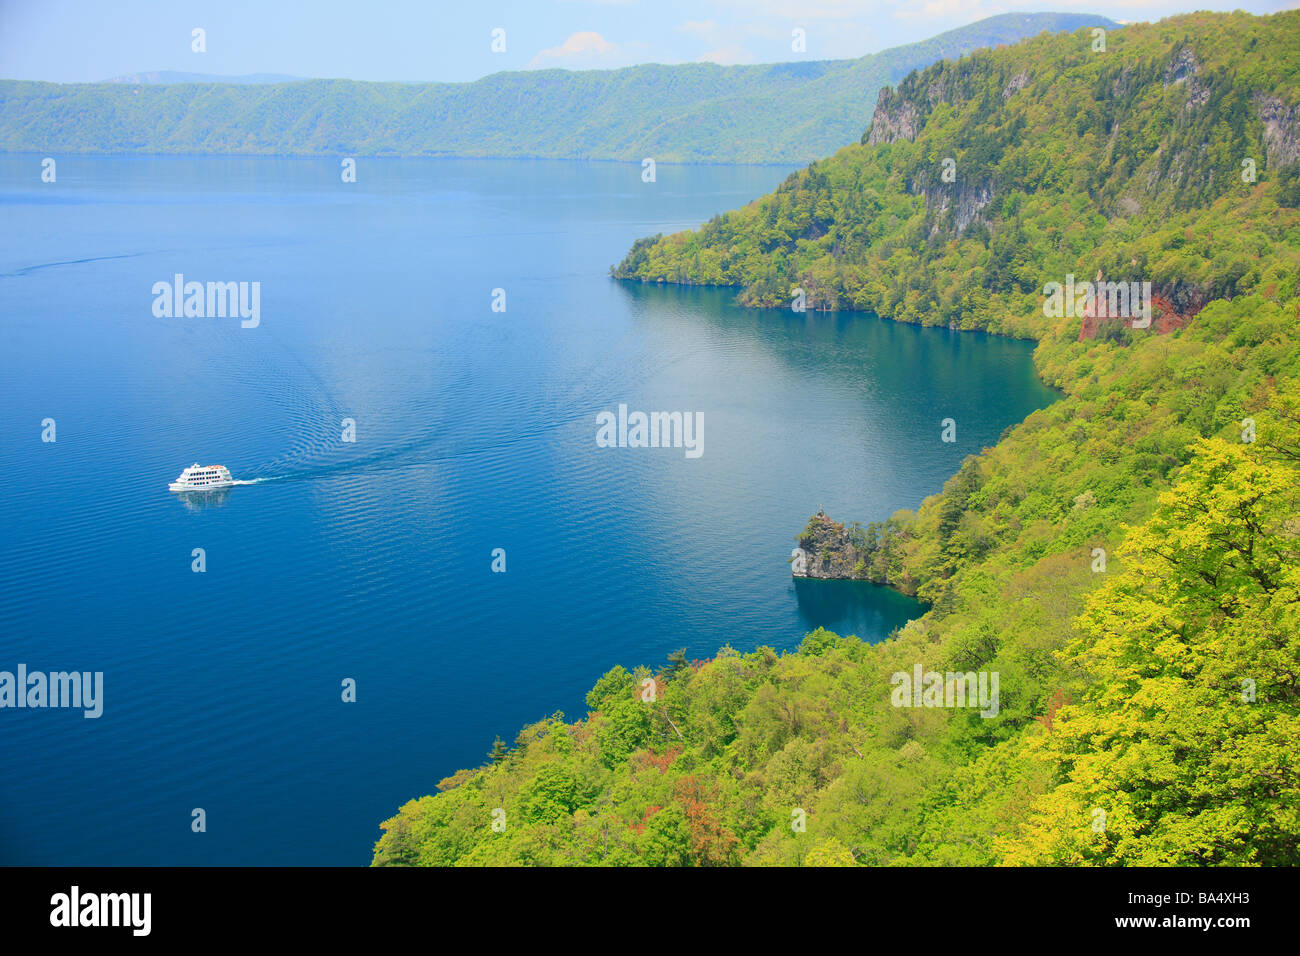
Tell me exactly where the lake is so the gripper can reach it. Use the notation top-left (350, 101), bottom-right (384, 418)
top-left (0, 156), bottom-right (1056, 864)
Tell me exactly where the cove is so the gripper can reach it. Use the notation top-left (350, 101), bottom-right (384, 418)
top-left (0, 155), bottom-right (1057, 864)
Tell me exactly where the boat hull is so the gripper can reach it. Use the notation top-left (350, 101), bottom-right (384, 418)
top-left (169, 481), bottom-right (234, 492)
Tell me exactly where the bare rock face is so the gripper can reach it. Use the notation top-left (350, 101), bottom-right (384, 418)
top-left (1162, 47), bottom-right (1210, 111)
top-left (1076, 275), bottom-right (1212, 341)
top-left (1164, 46), bottom-right (1200, 83)
top-left (866, 71), bottom-right (995, 237)
top-left (792, 509), bottom-right (867, 579)
top-left (1164, 47), bottom-right (1210, 111)
top-left (1002, 70), bottom-right (1029, 100)
top-left (1111, 64), bottom-right (1137, 100)
top-left (1254, 93), bottom-right (1300, 171)
top-left (912, 175), bottom-right (995, 238)
top-left (866, 87), bottom-right (922, 145)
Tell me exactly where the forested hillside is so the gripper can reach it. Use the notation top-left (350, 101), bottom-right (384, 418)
top-left (373, 11), bottom-right (1300, 866)
top-left (614, 12), bottom-right (1300, 333)
top-left (0, 13), bottom-right (1108, 164)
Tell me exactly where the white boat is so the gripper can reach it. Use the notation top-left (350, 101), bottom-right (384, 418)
top-left (169, 463), bottom-right (234, 492)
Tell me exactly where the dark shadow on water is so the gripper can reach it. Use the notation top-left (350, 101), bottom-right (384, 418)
top-left (792, 576), bottom-right (926, 645)
top-left (611, 280), bottom-right (1062, 414)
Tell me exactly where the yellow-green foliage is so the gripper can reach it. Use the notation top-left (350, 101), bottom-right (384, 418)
top-left (374, 298), bottom-right (1300, 866)
top-left (374, 10), bottom-right (1300, 866)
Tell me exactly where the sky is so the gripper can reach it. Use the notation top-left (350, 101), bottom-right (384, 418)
top-left (1, 0), bottom-right (1297, 83)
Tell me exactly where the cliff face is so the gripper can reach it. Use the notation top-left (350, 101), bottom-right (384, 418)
top-left (862, 64), bottom-right (1002, 237)
top-left (865, 87), bottom-right (922, 145)
top-left (792, 510), bottom-right (867, 580)
top-left (1163, 46), bottom-right (1210, 111)
top-left (863, 62), bottom-right (975, 147)
top-left (1255, 93), bottom-right (1300, 169)
top-left (1076, 276), bottom-right (1211, 341)
top-left (911, 173), bottom-right (995, 237)
top-left (861, 38), bottom-right (1300, 247)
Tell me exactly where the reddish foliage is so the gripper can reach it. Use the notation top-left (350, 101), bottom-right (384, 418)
top-left (673, 776), bottom-right (740, 866)
top-left (629, 804), bottom-right (662, 835)
top-left (629, 746), bottom-right (681, 776)
top-left (1077, 283), bottom-right (1201, 342)
top-left (1035, 688), bottom-right (1071, 734)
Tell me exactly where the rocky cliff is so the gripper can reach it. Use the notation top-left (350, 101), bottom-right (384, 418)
top-left (1255, 93), bottom-right (1300, 169)
top-left (792, 509), bottom-right (869, 580)
top-left (862, 36), bottom-right (1300, 245)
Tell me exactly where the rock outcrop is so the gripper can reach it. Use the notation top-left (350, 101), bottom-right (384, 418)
top-left (865, 69), bottom-right (997, 236)
top-left (1075, 272), bottom-right (1210, 341)
top-left (1163, 46), bottom-right (1210, 111)
top-left (865, 87), bottom-right (922, 145)
top-left (792, 509), bottom-right (868, 579)
top-left (1254, 93), bottom-right (1300, 171)
top-left (1001, 70), bottom-right (1029, 100)
top-left (912, 174), bottom-right (995, 238)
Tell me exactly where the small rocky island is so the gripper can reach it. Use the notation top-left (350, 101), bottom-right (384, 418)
top-left (791, 508), bottom-right (871, 580)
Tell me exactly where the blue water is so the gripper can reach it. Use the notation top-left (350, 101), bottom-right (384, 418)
top-left (0, 156), bottom-right (1056, 865)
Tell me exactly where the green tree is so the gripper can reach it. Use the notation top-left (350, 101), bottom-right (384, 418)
top-left (1005, 437), bottom-right (1300, 865)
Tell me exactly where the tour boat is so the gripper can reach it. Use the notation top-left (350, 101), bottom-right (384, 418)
top-left (168, 463), bottom-right (234, 492)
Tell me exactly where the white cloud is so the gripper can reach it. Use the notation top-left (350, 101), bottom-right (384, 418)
top-left (891, 0), bottom-right (998, 22)
top-left (675, 19), bottom-right (757, 65)
top-left (528, 31), bottom-right (623, 69)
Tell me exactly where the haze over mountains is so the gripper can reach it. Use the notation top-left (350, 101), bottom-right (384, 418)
top-left (103, 71), bottom-right (304, 85)
top-left (1, 12), bottom-right (1115, 164)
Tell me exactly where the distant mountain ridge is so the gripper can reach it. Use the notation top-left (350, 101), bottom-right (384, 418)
top-left (0, 13), bottom-right (1116, 163)
top-left (103, 71), bottom-right (304, 85)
